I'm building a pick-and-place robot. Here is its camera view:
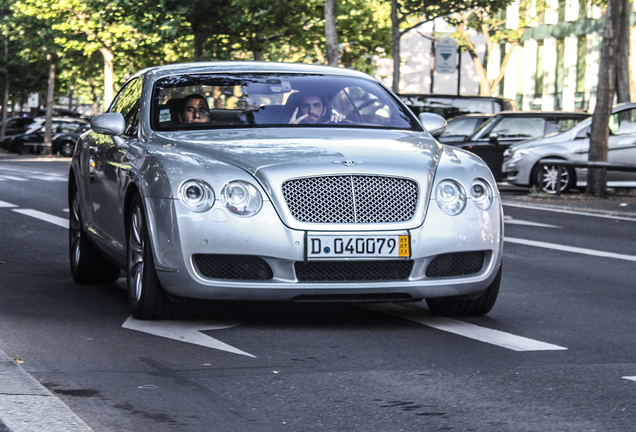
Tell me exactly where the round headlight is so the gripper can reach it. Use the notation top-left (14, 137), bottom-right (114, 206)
top-left (178, 180), bottom-right (215, 212)
top-left (221, 180), bottom-right (263, 217)
top-left (470, 178), bottom-right (493, 210)
top-left (436, 179), bottom-right (466, 215)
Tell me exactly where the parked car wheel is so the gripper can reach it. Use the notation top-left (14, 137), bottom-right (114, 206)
top-left (59, 141), bottom-right (75, 157)
top-left (15, 141), bottom-right (28, 155)
top-left (69, 184), bottom-right (121, 284)
top-left (425, 265), bottom-right (501, 316)
top-left (127, 194), bottom-right (188, 320)
top-left (534, 159), bottom-right (574, 194)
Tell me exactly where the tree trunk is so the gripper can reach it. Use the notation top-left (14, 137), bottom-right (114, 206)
top-left (100, 47), bottom-right (115, 111)
top-left (391, 0), bottom-right (400, 92)
top-left (615, 0), bottom-right (631, 103)
top-left (325, 0), bottom-right (338, 67)
top-left (1, 38), bottom-right (9, 142)
top-left (44, 53), bottom-right (58, 156)
top-left (587, 0), bottom-right (624, 198)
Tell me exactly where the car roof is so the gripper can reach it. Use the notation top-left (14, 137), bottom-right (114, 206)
top-left (134, 61), bottom-right (374, 82)
top-left (492, 111), bottom-right (590, 117)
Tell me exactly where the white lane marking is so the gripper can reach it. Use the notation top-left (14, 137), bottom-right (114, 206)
top-left (12, 209), bottom-right (68, 229)
top-left (122, 316), bottom-right (255, 358)
top-left (26, 175), bottom-right (66, 182)
top-left (504, 215), bottom-right (561, 228)
top-left (623, 376), bottom-right (636, 382)
top-left (503, 201), bottom-right (636, 222)
top-left (0, 350), bottom-right (94, 432)
top-left (505, 237), bottom-right (636, 262)
top-left (0, 200), bottom-right (17, 208)
top-left (361, 303), bottom-right (568, 352)
top-left (0, 175), bottom-right (27, 181)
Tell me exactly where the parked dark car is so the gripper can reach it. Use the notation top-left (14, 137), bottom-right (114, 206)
top-left (450, 111), bottom-right (591, 181)
top-left (0, 117), bottom-right (37, 150)
top-left (5, 117), bottom-right (88, 155)
top-left (398, 94), bottom-right (517, 120)
top-left (437, 114), bottom-right (491, 144)
top-left (52, 123), bottom-right (90, 157)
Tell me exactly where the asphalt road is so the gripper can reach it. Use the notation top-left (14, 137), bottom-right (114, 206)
top-left (1, 158), bottom-right (636, 432)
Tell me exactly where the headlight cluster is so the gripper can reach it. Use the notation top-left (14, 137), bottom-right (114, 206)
top-left (435, 178), bottom-right (494, 215)
top-left (506, 148), bottom-right (531, 163)
top-left (178, 179), bottom-right (263, 217)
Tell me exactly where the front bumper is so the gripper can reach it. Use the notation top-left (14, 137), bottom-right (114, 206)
top-left (145, 196), bottom-right (504, 301)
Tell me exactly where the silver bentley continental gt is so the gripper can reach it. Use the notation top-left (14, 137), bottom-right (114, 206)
top-left (68, 62), bottom-right (503, 320)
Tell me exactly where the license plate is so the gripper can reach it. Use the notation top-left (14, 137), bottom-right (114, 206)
top-left (306, 233), bottom-right (410, 259)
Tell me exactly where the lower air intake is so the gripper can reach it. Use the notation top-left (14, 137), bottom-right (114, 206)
top-left (425, 251), bottom-right (486, 278)
top-left (193, 254), bottom-right (273, 280)
top-left (295, 260), bottom-right (413, 282)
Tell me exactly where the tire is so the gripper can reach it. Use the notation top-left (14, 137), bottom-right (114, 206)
top-left (533, 160), bottom-right (574, 194)
top-left (425, 265), bottom-right (502, 317)
top-left (59, 141), bottom-right (75, 157)
top-left (69, 184), bottom-right (121, 284)
top-left (127, 194), bottom-right (189, 320)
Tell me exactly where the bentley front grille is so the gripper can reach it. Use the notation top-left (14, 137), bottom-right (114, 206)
top-left (425, 251), bottom-right (486, 278)
top-left (295, 260), bottom-right (414, 282)
top-left (193, 254), bottom-right (273, 280)
top-left (282, 175), bottom-right (418, 223)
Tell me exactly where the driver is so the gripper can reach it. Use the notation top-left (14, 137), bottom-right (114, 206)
top-left (179, 94), bottom-right (210, 124)
top-left (289, 93), bottom-right (345, 124)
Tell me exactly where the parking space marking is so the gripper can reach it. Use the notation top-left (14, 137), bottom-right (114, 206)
top-left (12, 209), bottom-right (68, 229)
top-left (0, 200), bottom-right (17, 208)
top-left (26, 175), bottom-right (66, 182)
top-left (361, 303), bottom-right (568, 351)
top-left (503, 201), bottom-right (636, 222)
top-left (505, 237), bottom-right (636, 262)
top-left (623, 376), bottom-right (636, 382)
top-left (503, 215), bottom-right (560, 228)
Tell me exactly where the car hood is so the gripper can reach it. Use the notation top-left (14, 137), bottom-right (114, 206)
top-left (150, 128), bottom-right (442, 183)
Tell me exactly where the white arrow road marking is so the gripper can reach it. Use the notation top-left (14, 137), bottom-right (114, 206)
top-left (623, 376), bottom-right (636, 382)
top-left (503, 215), bottom-right (561, 228)
top-left (12, 209), bottom-right (68, 228)
top-left (505, 237), bottom-right (636, 262)
top-left (361, 303), bottom-right (567, 352)
top-left (122, 316), bottom-right (255, 358)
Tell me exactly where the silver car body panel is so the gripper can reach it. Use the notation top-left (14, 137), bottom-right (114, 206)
top-left (71, 62), bottom-right (503, 302)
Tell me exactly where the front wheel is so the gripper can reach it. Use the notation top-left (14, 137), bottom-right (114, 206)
top-left (425, 265), bottom-right (502, 316)
top-left (534, 161), bottom-right (574, 194)
top-left (127, 194), bottom-right (189, 320)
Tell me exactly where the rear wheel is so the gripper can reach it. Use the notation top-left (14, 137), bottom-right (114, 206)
top-left (127, 194), bottom-right (189, 319)
top-left (69, 184), bottom-right (121, 284)
top-left (425, 265), bottom-right (502, 316)
top-left (534, 160), bottom-right (574, 194)
top-left (59, 141), bottom-right (75, 157)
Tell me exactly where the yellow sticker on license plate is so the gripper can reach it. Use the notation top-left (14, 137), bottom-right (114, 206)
top-left (306, 234), bottom-right (410, 259)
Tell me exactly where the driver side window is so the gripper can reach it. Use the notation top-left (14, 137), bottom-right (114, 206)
top-left (110, 78), bottom-right (142, 136)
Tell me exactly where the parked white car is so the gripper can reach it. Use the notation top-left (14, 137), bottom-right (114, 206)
top-left (502, 103), bottom-right (636, 193)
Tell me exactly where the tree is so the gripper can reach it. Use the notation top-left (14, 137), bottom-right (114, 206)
top-left (388, 0), bottom-right (510, 92)
top-left (325, 0), bottom-right (338, 66)
top-left (447, 0), bottom-right (547, 96)
top-left (587, 0), bottom-right (624, 198)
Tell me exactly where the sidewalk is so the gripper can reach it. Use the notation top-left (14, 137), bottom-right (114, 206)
top-left (500, 184), bottom-right (636, 219)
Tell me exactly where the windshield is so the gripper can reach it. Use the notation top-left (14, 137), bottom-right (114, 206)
top-left (151, 73), bottom-right (419, 131)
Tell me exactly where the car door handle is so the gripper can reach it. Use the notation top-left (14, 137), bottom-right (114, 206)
top-left (88, 146), bottom-right (98, 152)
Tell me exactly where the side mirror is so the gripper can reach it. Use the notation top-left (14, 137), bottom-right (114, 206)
top-left (418, 112), bottom-right (447, 137)
top-left (488, 132), bottom-right (499, 143)
top-left (90, 112), bottom-right (126, 136)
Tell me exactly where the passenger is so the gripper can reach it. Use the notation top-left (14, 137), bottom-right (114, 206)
top-left (179, 94), bottom-right (210, 124)
top-left (288, 93), bottom-right (345, 124)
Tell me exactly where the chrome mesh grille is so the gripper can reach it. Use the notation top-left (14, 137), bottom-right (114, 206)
top-left (282, 175), bottom-right (418, 223)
